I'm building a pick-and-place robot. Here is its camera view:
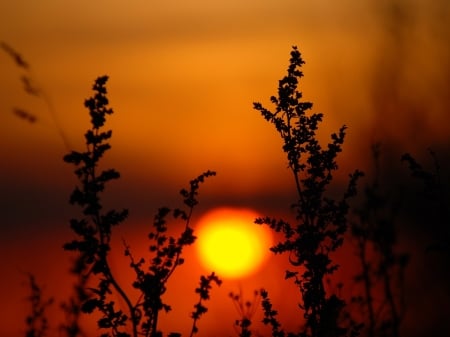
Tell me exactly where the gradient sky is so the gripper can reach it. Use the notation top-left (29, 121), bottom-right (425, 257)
top-left (1, 0), bottom-right (449, 336)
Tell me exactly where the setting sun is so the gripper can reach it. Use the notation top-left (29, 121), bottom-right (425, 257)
top-left (195, 207), bottom-right (272, 279)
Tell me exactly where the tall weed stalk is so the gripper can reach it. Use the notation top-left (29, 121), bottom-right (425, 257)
top-left (253, 46), bottom-right (363, 337)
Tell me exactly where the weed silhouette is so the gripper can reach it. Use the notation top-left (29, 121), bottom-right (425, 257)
top-left (253, 46), bottom-right (363, 337)
top-left (402, 150), bottom-right (450, 256)
top-left (351, 144), bottom-right (409, 337)
top-left (62, 76), bottom-right (218, 337)
top-left (229, 289), bottom-right (262, 337)
top-left (58, 256), bottom-right (90, 337)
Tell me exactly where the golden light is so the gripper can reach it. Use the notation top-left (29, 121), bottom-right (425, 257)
top-left (195, 207), bottom-right (272, 279)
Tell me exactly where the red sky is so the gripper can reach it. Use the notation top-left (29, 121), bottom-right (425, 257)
top-left (1, 0), bottom-right (449, 336)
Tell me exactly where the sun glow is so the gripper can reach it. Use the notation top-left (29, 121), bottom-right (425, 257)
top-left (195, 207), bottom-right (272, 279)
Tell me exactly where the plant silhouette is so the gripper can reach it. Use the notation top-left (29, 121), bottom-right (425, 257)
top-left (401, 150), bottom-right (450, 256)
top-left (351, 144), bottom-right (409, 337)
top-left (229, 289), bottom-right (262, 337)
top-left (253, 46), bottom-right (363, 337)
top-left (24, 273), bottom-right (54, 337)
top-left (0, 40), bottom-right (71, 149)
top-left (58, 256), bottom-right (90, 337)
top-left (62, 75), bottom-right (219, 337)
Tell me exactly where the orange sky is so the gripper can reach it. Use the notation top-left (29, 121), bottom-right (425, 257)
top-left (1, 0), bottom-right (449, 336)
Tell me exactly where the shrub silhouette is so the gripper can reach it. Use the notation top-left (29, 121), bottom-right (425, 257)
top-left (253, 46), bottom-right (363, 337)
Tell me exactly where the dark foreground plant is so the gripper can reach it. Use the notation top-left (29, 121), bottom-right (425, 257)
top-left (401, 149), bottom-right (449, 256)
top-left (253, 46), bottom-right (363, 337)
top-left (63, 75), bottom-right (218, 337)
top-left (351, 144), bottom-right (409, 337)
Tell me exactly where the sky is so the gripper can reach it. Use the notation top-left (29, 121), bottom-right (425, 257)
top-left (1, 0), bottom-right (449, 336)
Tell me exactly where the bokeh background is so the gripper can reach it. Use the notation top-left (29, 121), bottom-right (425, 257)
top-left (1, 0), bottom-right (449, 336)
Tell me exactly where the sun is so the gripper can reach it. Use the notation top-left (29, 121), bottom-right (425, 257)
top-left (195, 207), bottom-right (272, 279)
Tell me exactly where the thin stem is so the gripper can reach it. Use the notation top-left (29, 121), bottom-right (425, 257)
top-left (383, 266), bottom-right (400, 337)
top-left (189, 298), bottom-right (202, 337)
top-left (163, 205), bottom-right (194, 284)
top-left (106, 266), bottom-right (138, 337)
top-left (90, 139), bottom-right (137, 337)
top-left (41, 90), bottom-right (72, 151)
top-left (150, 308), bottom-right (159, 337)
top-left (359, 236), bottom-right (375, 337)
